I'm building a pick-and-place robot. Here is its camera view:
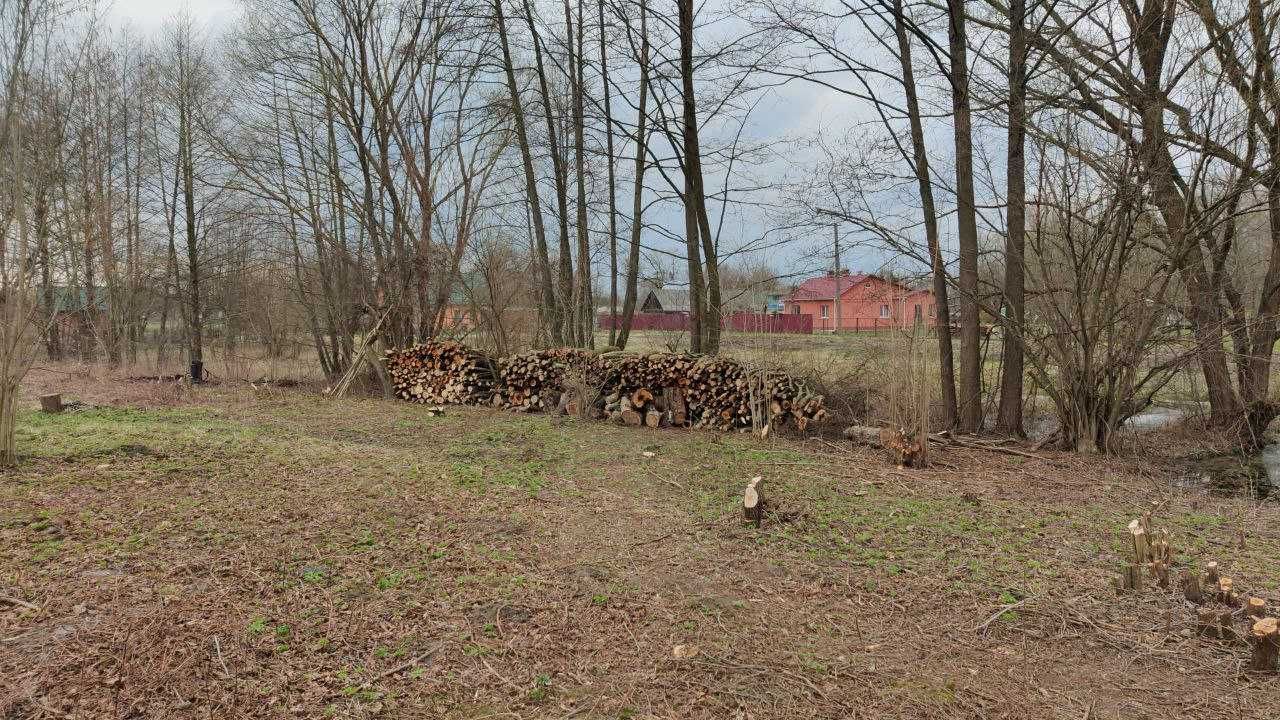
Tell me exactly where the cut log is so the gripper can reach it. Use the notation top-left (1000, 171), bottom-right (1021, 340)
top-left (644, 409), bottom-right (661, 428)
top-left (620, 408), bottom-right (643, 426)
top-left (39, 393), bottom-right (63, 414)
top-left (743, 476), bottom-right (764, 527)
top-left (384, 343), bottom-right (827, 433)
top-left (843, 425), bottom-right (882, 444)
top-left (1249, 617), bottom-right (1279, 673)
top-left (631, 388), bottom-right (653, 409)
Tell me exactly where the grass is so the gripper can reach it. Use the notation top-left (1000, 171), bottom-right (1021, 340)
top-left (2, 380), bottom-right (1278, 718)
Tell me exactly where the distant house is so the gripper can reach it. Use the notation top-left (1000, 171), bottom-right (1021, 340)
top-left (47, 286), bottom-right (108, 332)
top-left (638, 282), bottom-right (689, 314)
top-left (784, 272), bottom-right (937, 332)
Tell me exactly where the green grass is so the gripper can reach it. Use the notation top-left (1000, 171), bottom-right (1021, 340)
top-left (6, 390), bottom-right (1280, 718)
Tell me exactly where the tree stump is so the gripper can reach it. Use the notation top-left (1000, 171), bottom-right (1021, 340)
top-left (620, 408), bottom-right (643, 426)
top-left (1128, 518), bottom-right (1148, 562)
top-left (1116, 563), bottom-right (1143, 593)
top-left (1196, 607), bottom-right (1235, 639)
top-left (1246, 596), bottom-right (1268, 619)
top-left (743, 476), bottom-right (764, 528)
top-left (1204, 561), bottom-right (1220, 585)
top-left (1216, 577), bottom-right (1241, 607)
top-left (1180, 569), bottom-right (1203, 603)
top-left (1249, 617), bottom-right (1279, 673)
top-left (39, 393), bottom-right (64, 414)
top-left (644, 409), bottom-right (662, 428)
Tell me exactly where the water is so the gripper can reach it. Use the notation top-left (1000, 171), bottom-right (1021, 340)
top-left (1026, 403), bottom-right (1277, 498)
top-left (1262, 443), bottom-right (1280, 486)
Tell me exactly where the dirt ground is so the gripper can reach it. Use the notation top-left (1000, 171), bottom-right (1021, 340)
top-left (2, 367), bottom-right (1278, 719)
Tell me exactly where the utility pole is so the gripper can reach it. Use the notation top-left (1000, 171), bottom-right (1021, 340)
top-left (832, 224), bottom-right (842, 334)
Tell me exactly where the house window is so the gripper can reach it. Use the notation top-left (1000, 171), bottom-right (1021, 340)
top-left (452, 310), bottom-right (463, 324)
top-left (820, 305), bottom-right (829, 319)
top-left (879, 304), bottom-right (890, 318)
top-left (929, 304), bottom-right (936, 317)
top-left (792, 304), bottom-right (800, 315)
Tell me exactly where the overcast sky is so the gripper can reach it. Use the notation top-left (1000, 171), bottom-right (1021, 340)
top-left (106, 0), bottom-right (240, 31)
top-left (99, 0), bottom-right (924, 284)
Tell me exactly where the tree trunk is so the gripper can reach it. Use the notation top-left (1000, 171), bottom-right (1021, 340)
top-left (180, 83), bottom-right (202, 370)
top-left (679, 0), bottom-right (707, 354)
top-left (893, 0), bottom-right (957, 428)
top-left (947, 0), bottom-right (983, 432)
top-left (523, 0), bottom-right (575, 346)
top-left (0, 383), bottom-right (17, 467)
top-left (616, 0), bottom-right (650, 350)
top-left (996, 0), bottom-right (1026, 436)
top-left (36, 190), bottom-right (60, 361)
top-left (496, 0), bottom-right (560, 345)
top-left (600, 0), bottom-right (618, 347)
top-left (568, 0), bottom-right (593, 349)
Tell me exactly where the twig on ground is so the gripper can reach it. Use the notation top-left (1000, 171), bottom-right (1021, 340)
top-left (0, 595), bottom-right (39, 611)
top-left (373, 643), bottom-right (444, 682)
top-left (212, 635), bottom-right (231, 677)
top-left (971, 599), bottom-right (1028, 634)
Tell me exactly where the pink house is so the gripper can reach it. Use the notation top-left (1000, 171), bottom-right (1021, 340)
top-left (784, 272), bottom-right (937, 332)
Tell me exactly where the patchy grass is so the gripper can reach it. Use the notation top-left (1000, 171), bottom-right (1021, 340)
top-left (1, 382), bottom-right (1278, 719)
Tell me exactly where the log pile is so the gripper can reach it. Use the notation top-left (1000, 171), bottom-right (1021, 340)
top-left (495, 348), bottom-right (602, 412)
top-left (383, 341), bottom-right (497, 405)
top-left (602, 354), bottom-right (827, 432)
top-left (381, 343), bottom-right (827, 434)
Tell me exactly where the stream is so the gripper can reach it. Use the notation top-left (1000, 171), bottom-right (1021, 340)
top-left (1027, 404), bottom-right (1278, 498)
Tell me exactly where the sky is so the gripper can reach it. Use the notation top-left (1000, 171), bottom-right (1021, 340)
top-left (106, 0), bottom-right (240, 32)
top-left (98, 0), bottom-right (928, 284)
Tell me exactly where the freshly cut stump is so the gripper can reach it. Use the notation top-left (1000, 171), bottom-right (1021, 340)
top-left (1246, 596), bottom-right (1268, 619)
top-left (1249, 617), bottom-right (1279, 673)
top-left (743, 476), bottom-right (764, 528)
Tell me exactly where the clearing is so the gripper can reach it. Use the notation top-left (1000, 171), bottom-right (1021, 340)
top-left (1, 368), bottom-right (1278, 719)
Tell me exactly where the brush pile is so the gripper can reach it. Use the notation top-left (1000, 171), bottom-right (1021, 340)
top-left (381, 343), bottom-right (827, 433)
top-left (383, 340), bottom-right (497, 405)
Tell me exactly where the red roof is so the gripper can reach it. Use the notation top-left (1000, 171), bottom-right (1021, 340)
top-left (787, 274), bottom-right (870, 301)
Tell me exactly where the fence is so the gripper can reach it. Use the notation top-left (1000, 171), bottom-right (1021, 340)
top-left (812, 317), bottom-right (913, 332)
top-left (598, 312), bottom-right (813, 334)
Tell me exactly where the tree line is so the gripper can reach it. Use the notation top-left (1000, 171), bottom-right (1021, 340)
top-left (1, 0), bottom-right (1278, 461)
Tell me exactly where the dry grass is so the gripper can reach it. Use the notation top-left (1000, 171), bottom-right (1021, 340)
top-left (1, 371), bottom-right (1279, 718)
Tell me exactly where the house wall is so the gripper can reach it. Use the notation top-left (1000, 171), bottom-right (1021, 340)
top-left (437, 304), bottom-right (475, 330)
top-left (784, 277), bottom-right (937, 331)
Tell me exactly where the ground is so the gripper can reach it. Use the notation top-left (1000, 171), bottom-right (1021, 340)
top-left (2, 368), bottom-right (1279, 719)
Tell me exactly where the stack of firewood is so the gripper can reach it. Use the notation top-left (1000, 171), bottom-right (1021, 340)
top-left (383, 341), bottom-right (497, 405)
top-left (494, 348), bottom-right (602, 412)
top-left (600, 353), bottom-right (827, 432)
top-left (382, 343), bottom-right (827, 434)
